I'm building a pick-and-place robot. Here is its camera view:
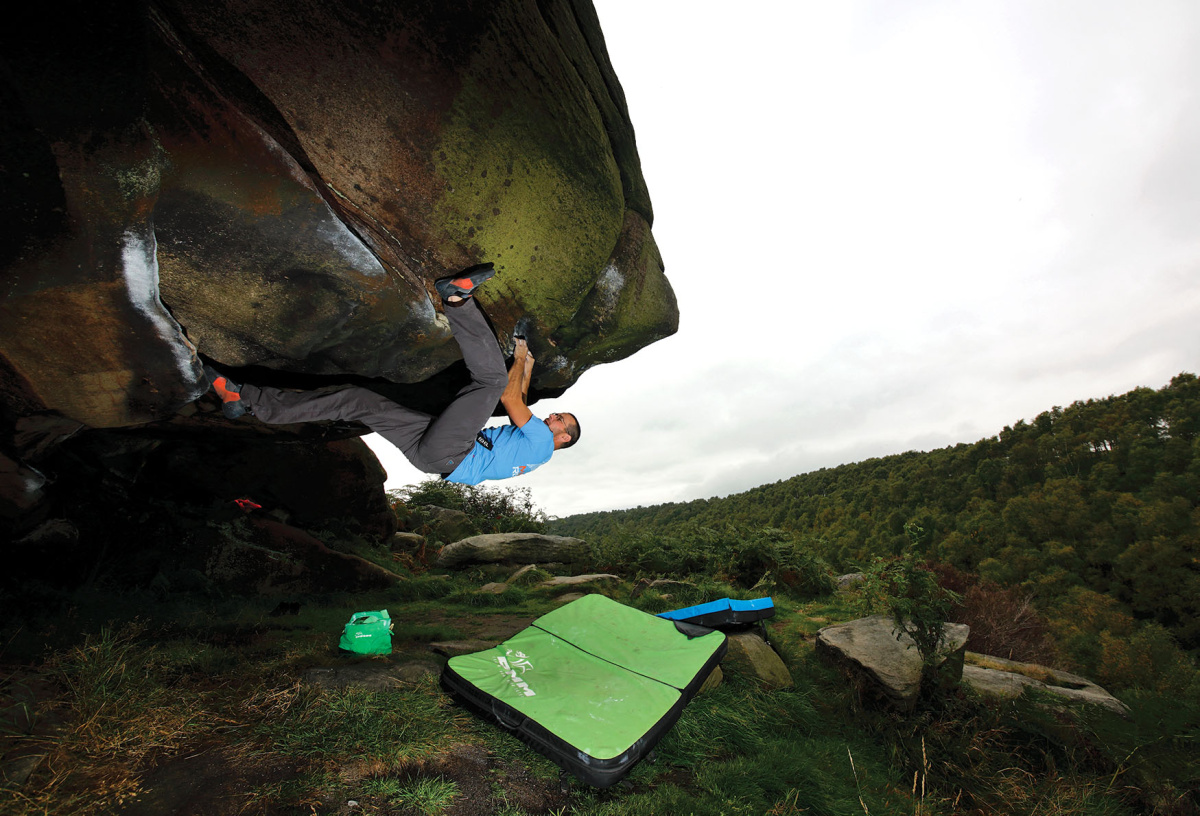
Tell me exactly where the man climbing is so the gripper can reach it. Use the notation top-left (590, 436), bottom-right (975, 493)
top-left (203, 263), bottom-right (579, 485)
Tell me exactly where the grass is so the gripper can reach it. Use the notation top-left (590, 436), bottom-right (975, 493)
top-left (361, 774), bottom-right (460, 814)
top-left (253, 676), bottom-right (467, 763)
top-left (2, 566), bottom-right (1191, 816)
top-left (1, 625), bottom-right (211, 815)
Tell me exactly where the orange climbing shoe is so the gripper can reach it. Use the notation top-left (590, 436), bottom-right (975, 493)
top-left (435, 263), bottom-right (495, 303)
top-left (203, 365), bottom-right (248, 419)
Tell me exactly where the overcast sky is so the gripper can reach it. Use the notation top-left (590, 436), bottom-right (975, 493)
top-left (368, 0), bottom-right (1200, 518)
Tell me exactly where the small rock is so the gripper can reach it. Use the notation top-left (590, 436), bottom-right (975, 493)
top-left (506, 563), bottom-right (540, 584)
top-left (14, 519), bottom-right (79, 547)
top-left (1, 753), bottom-right (45, 786)
top-left (723, 632), bottom-right (793, 689)
top-left (389, 532), bottom-right (426, 551)
top-left (837, 572), bottom-right (866, 589)
top-left (479, 582), bottom-right (508, 594)
top-left (698, 665), bottom-right (724, 694)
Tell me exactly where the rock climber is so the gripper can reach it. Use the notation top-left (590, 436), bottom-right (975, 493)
top-left (202, 263), bottom-right (579, 484)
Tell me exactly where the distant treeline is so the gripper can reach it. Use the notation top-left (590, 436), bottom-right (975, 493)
top-left (552, 373), bottom-right (1200, 651)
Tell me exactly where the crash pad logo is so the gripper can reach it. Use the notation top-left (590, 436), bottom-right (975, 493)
top-left (496, 649), bottom-right (536, 697)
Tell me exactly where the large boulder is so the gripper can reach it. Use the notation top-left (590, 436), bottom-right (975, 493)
top-left (1, 0), bottom-right (672, 426)
top-left (816, 615), bottom-right (970, 709)
top-left (436, 532), bottom-right (589, 568)
top-left (1, 2), bottom-right (673, 564)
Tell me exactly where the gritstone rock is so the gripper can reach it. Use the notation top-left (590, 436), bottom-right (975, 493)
top-left (1, 1), bottom-right (674, 586)
top-left (722, 632), bottom-right (794, 689)
top-left (816, 615), bottom-right (970, 709)
top-left (436, 533), bottom-right (589, 568)
top-left (961, 652), bottom-right (1130, 716)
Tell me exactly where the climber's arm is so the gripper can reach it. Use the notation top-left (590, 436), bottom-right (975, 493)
top-left (501, 338), bottom-right (533, 428)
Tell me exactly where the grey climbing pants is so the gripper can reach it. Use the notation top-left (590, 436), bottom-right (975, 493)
top-left (241, 299), bottom-right (506, 475)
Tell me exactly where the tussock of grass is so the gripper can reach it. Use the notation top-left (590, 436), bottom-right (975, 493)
top-left (2, 625), bottom-right (210, 816)
top-left (388, 575), bottom-right (459, 603)
top-left (364, 774), bottom-right (459, 814)
top-left (443, 585), bottom-right (530, 607)
top-left (654, 685), bottom-right (819, 766)
top-left (252, 678), bottom-right (468, 765)
top-left (508, 566), bottom-right (554, 587)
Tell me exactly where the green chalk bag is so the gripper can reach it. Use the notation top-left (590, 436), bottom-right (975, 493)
top-left (338, 609), bottom-right (393, 655)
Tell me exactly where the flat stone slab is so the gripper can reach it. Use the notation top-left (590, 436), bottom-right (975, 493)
top-left (962, 652), bottom-right (1129, 716)
top-left (436, 533), bottom-right (589, 568)
top-left (506, 564), bottom-right (540, 583)
top-left (539, 574), bottom-right (619, 588)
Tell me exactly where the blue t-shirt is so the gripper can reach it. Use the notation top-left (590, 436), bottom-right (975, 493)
top-left (445, 416), bottom-right (554, 485)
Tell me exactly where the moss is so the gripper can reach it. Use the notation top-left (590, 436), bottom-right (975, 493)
top-left (429, 25), bottom-right (625, 330)
top-left (550, 211), bottom-right (679, 380)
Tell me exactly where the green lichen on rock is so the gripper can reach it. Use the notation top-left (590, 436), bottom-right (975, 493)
top-left (548, 211), bottom-right (678, 384)
top-left (429, 41), bottom-right (625, 331)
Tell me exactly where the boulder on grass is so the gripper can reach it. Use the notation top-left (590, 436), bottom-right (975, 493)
top-left (418, 506), bottom-right (478, 544)
top-left (837, 572), bottom-right (866, 590)
top-left (816, 615), bottom-right (969, 709)
top-left (435, 533), bottom-right (589, 568)
top-left (389, 532), bottom-right (427, 551)
top-left (962, 653), bottom-right (1129, 717)
top-left (722, 632), bottom-right (793, 689)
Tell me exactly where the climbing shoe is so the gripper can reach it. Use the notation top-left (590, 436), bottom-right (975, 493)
top-left (435, 263), bottom-right (496, 303)
top-left (203, 364), bottom-right (248, 419)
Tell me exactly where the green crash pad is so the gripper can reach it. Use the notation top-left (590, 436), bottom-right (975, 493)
top-left (441, 594), bottom-right (727, 787)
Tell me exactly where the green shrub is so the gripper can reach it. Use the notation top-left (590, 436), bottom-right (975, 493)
top-left (252, 682), bottom-right (465, 764)
top-left (589, 522), bottom-right (836, 596)
top-left (390, 481), bottom-right (547, 534)
top-left (857, 526), bottom-right (962, 686)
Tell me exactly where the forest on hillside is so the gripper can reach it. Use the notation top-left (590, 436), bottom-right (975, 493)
top-left (551, 373), bottom-right (1200, 680)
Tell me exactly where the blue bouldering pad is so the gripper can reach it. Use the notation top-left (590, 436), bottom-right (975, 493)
top-left (657, 597), bottom-right (775, 628)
